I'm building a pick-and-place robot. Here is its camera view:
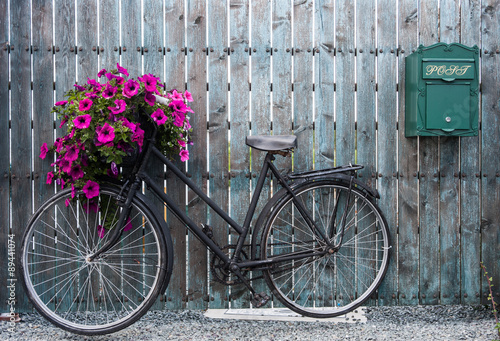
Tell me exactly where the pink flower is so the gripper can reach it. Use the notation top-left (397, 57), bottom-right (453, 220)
top-left (123, 79), bottom-right (140, 98)
top-left (46, 171), bottom-right (54, 185)
top-left (97, 68), bottom-right (107, 78)
top-left (119, 117), bottom-right (137, 132)
top-left (97, 123), bottom-right (115, 144)
top-left (177, 139), bottom-right (186, 147)
top-left (184, 90), bottom-right (193, 102)
top-left (132, 126), bottom-right (144, 148)
top-left (85, 92), bottom-right (99, 99)
top-left (55, 100), bottom-right (68, 106)
top-left (169, 100), bottom-right (189, 113)
top-left (74, 84), bottom-right (86, 91)
top-left (108, 99), bottom-right (127, 115)
top-left (87, 78), bottom-right (102, 90)
top-left (59, 159), bottom-right (72, 173)
top-left (83, 180), bottom-right (100, 199)
top-left (64, 145), bottom-right (80, 162)
top-left (180, 149), bottom-right (189, 162)
top-left (97, 225), bottom-right (106, 238)
top-left (69, 164), bottom-right (84, 180)
top-left (79, 98), bottom-right (93, 111)
top-left (117, 63), bottom-right (129, 77)
top-left (172, 111), bottom-right (185, 127)
top-left (102, 84), bottom-right (118, 99)
top-left (73, 114), bottom-right (92, 129)
top-left (71, 184), bottom-right (76, 198)
top-left (144, 92), bottom-right (156, 106)
top-left (39, 143), bottom-right (49, 159)
top-left (139, 74), bottom-right (158, 92)
top-left (151, 108), bottom-right (167, 125)
top-left (168, 89), bottom-right (183, 101)
top-left (105, 73), bottom-right (125, 85)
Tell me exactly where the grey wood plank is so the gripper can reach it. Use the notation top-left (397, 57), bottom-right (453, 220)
top-left (120, 0), bottom-right (142, 78)
top-left (376, 0), bottom-right (399, 307)
top-left (164, 0), bottom-right (188, 311)
top-left (459, 0), bottom-right (481, 305)
top-left (99, 0), bottom-right (120, 69)
top-left (397, 0), bottom-right (419, 306)
top-left (186, 0), bottom-right (208, 310)
top-left (76, 0), bottom-right (98, 81)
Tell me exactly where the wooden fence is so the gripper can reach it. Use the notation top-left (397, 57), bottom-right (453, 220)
top-left (1, 0), bottom-right (499, 312)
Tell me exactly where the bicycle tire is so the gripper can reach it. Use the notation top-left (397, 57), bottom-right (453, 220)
top-left (20, 185), bottom-right (169, 335)
top-left (260, 179), bottom-right (390, 317)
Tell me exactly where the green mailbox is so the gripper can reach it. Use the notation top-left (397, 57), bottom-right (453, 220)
top-left (405, 43), bottom-right (479, 137)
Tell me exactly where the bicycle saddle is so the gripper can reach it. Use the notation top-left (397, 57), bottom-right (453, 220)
top-left (245, 135), bottom-right (297, 151)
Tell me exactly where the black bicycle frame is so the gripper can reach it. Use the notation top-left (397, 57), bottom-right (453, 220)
top-left (90, 140), bottom-right (334, 267)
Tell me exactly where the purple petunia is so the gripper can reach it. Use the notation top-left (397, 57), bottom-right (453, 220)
top-left (102, 84), bottom-right (118, 99)
top-left (123, 79), bottom-right (140, 98)
top-left (87, 78), bottom-right (102, 90)
top-left (79, 98), bottom-right (93, 111)
top-left (64, 145), bottom-right (80, 162)
top-left (97, 68), bottom-right (107, 78)
top-left (139, 74), bottom-right (158, 92)
top-left (46, 171), bottom-right (54, 185)
top-left (39, 143), bottom-right (49, 159)
top-left (55, 100), bottom-right (68, 106)
top-left (97, 123), bottom-right (115, 144)
top-left (144, 92), bottom-right (156, 106)
top-left (117, 63), bottom-right (129, 77)
top-left (184, 90), bottom-right (193, 102)
top-left (82, 180), bottom-right (100, 199)
top-left (151, 108), bottom-right (168, 125)
top-left (74, 114), bottom-right (92, 129)
top-left (180, 149), bottom-right (189, 162)
top-left (74, 84), bottom-right (86, 92)
top-left (168, 89), bottom-right (183, 101)
top-left (108, 99), bottom-right (127, 115)
top-left (69, 164), bottom-right (84, 180)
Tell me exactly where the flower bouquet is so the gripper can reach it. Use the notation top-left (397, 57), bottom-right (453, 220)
top-left (40, 64), bottom-right (194, 202)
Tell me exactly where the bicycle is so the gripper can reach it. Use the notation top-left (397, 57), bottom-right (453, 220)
top-left (20, 109), bottom-right (391, 335)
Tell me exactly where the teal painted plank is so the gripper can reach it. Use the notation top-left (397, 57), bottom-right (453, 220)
top-left (186, 0), bottom-right (208, 309)
top-left (228, 0), bottom-right (251, 309)
top-left (143, 0), bottom-right (167, 311)
top-left (438, 0), bottom-right (461, 305)
top-left (459, 0), bottom-right (481, 305)
top-left (0, 0), bottom-right (10, 313)
top-left (293, 0), bottom-right (313, 171)
top-left (376, 0), bottom-right (398, 307)
top-left (99, 0), bottom-right (120, 69)
top-left (76, 0), bottom-right (98, 81)
top-left (207, 0), bottom-right (229, 309)
top-left (314, 0), bottom-right (334, 171)
top-left (164, 0), bottom-right (187, 311)
top-left (335, 0), bottom-right (355, 166)
top-left (10, 0), bottom-right (33, 312)
top-left (397, 0), bottom-right (419, 306)
top-left (418, 0), bottom-right (440, 306)
top-left (356, 0), bottom-right (377, 307)
top-left (121, 0), bottom-right (142, 78)
top-left (480, 0), bottom-right (500, 305)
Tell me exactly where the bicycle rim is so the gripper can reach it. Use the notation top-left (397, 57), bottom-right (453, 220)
top-left (21, 186), bottom-right (166, 335)
top-left (261, 180), bottom-right (390, 317)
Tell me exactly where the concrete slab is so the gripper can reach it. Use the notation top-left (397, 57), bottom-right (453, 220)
top-left (204, 307), bottom-right (366, 323)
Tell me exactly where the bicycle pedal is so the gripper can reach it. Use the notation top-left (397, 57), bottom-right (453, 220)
top-left (251, 292), bottom-right (271, 308)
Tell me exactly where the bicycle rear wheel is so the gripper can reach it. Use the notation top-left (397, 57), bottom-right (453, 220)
top-left (20, 185), bottom-right (169, 335)
top-left (260, 179), bottom-right (390, 318)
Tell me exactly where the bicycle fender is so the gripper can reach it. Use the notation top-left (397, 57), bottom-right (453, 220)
top-left (133, 191), bottom-right (174, 295)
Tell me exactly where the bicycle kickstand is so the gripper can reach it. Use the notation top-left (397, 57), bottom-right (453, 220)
top-left (229, 263), bottom-right (271, 308)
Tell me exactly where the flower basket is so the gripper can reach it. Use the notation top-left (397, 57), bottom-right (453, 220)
top-left (40, 64), bottom-right (194, 200)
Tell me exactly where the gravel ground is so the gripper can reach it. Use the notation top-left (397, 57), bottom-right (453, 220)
top-left (1, 305), bottom-right (497, 341)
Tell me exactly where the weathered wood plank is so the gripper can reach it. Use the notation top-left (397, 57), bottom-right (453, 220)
top-left (164, 0), bottom-right (187, 311)
top-left (356, 0), bottom-right (377, 306)
top-left (480, 0), bottom-right (500, 305)
top-left (76, 0), bottom-right (98, 82)
top-left (207, 0), bottom-right (229, 309)
top-left (142, 0), bottom-right (166, 311)
top-left (418, 0), bottom-right (440, 306)
top-left (186, 0), bottom-right (208, 309)
top-left (314, 0), bottom-right (334, 171)
top-left (376, 0), bottom-right (399, 307)
top-left (0, 0), bottom-right (11, 312)
top-left (293, 0), bottom-right (313, 171)
top-left (99, 0), bottom-right (120, 69)
top-left (438, 0), bottom-right (461, 305)
top-left (228, 0), bottom-right (251, 309)
top-left (397, 0), bottom-right (419, 306)
top-left (459, 0), bottom-right (481, 305)
top-left (335, 0), bottom-right (355, 166)
top-left (10, 0), bottom-right (33, 312)
top-left (121, 0), bottom-right (142, 78)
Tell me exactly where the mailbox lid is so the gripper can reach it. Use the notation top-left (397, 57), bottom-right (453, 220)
top-left (425, 83), bottom-right (471, 131)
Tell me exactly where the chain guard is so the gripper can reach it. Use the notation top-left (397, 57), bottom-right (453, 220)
top-left (210, 244), bottom-right (249, 286)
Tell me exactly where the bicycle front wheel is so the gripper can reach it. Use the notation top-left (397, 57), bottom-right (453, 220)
top-left (20, 185), bottom-right (168, 335)
top-left (260, 179), bottom-right (390, 318)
